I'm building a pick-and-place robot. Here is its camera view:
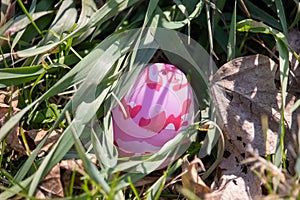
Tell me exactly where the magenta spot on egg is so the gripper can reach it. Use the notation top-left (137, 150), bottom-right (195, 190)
top-left (128, 105), bottom-right (142, 118)
top-left (147, 83), bottom-right (161, 91)
top-left (163, 114), bottom-right (181, 131)
top-left (139, 117), bottom-right (151, 127)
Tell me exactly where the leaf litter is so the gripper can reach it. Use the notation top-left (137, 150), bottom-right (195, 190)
top-left (35, 158), bottom-right (98, 198)
top-left (210, 54), bottom-right (300, 199)
top-left (181, 155), bottom-right (211, 199)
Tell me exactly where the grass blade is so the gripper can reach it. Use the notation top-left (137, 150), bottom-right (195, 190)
top-left (12, 0), bottom-right (141, 58)
top-left (290, 0), bottom-right (300, 28)
top-left (275, 0), bottom-right (288, 36)
top-left (40, 0), bottom-right (76, 44)
top-left (13, 136), bottom-right (48, 182)
top-left (0, 175), bottom-right (33, 199)
top-left (227, 0), bottom-right (237, 61)
top-left (27, 28), bottom-right (142, 195)
top-left (67, 111), bottom-right (111, 195)
top-left (0, 65), bottom-right (43, 88)
top-left (73, 0), bottom-right (97, 44)
top-left (243, 0), bottom-right (281, 30)
top-left (91, 125), bottom-right (117, 170)
top-left (12, 0), bottom-right (37, 49)
top-left (160, 1), bottom-right (204, 29)
top-left (145, 172), bottom-right (167, 200)
top-left (16, 0), bottom-right (42, 36)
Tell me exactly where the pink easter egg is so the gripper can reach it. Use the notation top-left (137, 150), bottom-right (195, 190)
top-left (112, 63), bottom-right (195, 159)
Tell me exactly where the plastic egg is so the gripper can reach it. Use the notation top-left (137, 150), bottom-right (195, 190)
top-left (112, 63), bottom-right (195, 157)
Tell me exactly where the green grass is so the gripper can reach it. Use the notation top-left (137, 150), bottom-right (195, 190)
top-left (0, 0), bottom-right (300, 199)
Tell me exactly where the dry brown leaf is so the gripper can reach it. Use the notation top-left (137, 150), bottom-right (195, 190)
top-left (181, 155), bottom-right (211, 198)
top-left (0, 90), bottom-right (19, 108)
top-left (60, 159), bottom-right (98, 194)
top-left (35, 158), bottom-right (96, 198)
top-left (208, 141), bottom-right (262, 200)
top-left (211, 54), bottom-right (299, 156)
top-left (60, 161), bottom-right (85, 192)
top-left (60, 158), bottom-right (91, 171)
top-left (25, 129), bottom-right (62, 153)
top-left (7, 129), bottom-right (63, 155)
top-left (35, 164), bottom-right (64, 198)
top-left (210, 54), bottom-right (300, 199)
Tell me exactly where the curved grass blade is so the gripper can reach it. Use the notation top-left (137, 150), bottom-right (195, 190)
top-left (227, 0), bottom-right (236, 61)
top-left (91, 123), bottom-right (118, 170)
top-left (290, 0), bottom-right (300, 29)
top-left (27, 100), bottom-right (111, 196)
top-left (40, 0), bottom-right (76, 44)
top-left (114, 124), bottom-right (199, 190)
top-left (73, 0), bottom-right (97, 44)
top-left (205, 2), bottom-right (213, 54)
top-left (0, 65), bottom-right (44, 88)
top-left (12, 0), bottom-right (38, 49)
top-left (145, 172), bottom-right (167, 200)
top-left (152, 28), bottom-right (213, 109)
top-left (243, 0), bottom-right (282, 30)
top-left (0, 175), bottom-right (33, 199)
top-left (214, 0), bottom-right (226, 25)
top-left (3, 11), bottom-right (53, 36)
top-left (67, 111), bottom-right (111, 196)
top-left (16, 0), bottom-right (42, 36)
top-left (275, 0), bottom-right (288, 36)
top-left (2, 27), bottom-right (214, 195)
top-left (13, 135), bottom-right (49, 182)
top-left (0, 0), bottom-right (10, 22)
top-left (160, 1), bottom-right (204, 29)
top-left (27, 45), bottom-right (153, 195)
top-left (128, 176), bottom-right (141, 200)
top-left (143, 0), bottom-right (159, 27)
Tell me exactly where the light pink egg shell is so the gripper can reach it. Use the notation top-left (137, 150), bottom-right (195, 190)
top-left (112, 63), bottom-right (194, 156)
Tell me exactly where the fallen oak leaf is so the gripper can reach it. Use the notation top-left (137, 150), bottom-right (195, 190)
top-left (36, 158), bottom-right (99, 198)
top-left (8, 129), bottom-right (63, 156)
top-left (60, 158), bottom-right (98, 194)
top-left (210, 54), bottom-right (282, 156)
top-left (0, 89), bottom-right (18, 108)
top-left (24, 129), bottom-right (62, 154)
top-left (35, 163), bottom-right (64, 198)
top-left (209, 54), bottom-right (300, 199)
top-left (181, 155), bottom-right (211, 198)
top-left (209, 140), bottom-right (262, 200)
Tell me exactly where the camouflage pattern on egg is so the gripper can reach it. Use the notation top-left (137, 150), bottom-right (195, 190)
top-left (112, 63), bottom-right (194, 156)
